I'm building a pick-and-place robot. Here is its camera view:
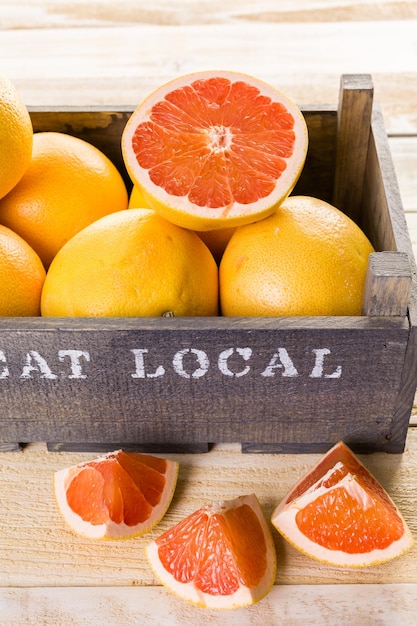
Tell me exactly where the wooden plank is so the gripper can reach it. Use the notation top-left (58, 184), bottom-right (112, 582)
top-left (362, 252), bottom-right (412, 316)
top-left (361, 108), bottom-right (398, 250)
top-left (364, 112), bottom-right (417, 449)
top-left (1, 22), bottom-right (417, 134)
top-left (2, 0), bottom-right (417, 28)
top-left (0, 316), bottom-right (410, 451)
top-left (332, 74), bottom-right (374, 222)
top-left (1, 584), bottom-right (416, 625)
top-left (46, 442), bottom-right (209, 453)
top-left (0, 435), bottom-right (416, 589)
top-left (406, 212), bottom-right (417, 248)
top-left (390, 137), bottom-right (417, 213)
top-left (0, 443), bottom-right (20, 452)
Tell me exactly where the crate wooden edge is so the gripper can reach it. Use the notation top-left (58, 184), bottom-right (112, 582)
top-left (369, 106), bottom-right (417, 452)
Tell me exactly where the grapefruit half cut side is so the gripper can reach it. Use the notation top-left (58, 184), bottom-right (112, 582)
top-left (271, 441), bottom-right (414, 567)
top-left (54, 450), bottom-right (179, 540)
top-left (146, 493), bottom-right (277, 609)
top-left (121, 70), bottom-right (308, 231)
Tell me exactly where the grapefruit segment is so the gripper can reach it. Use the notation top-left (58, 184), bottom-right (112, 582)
top-left (271, 441), bottom-right (414, 567)
top-left (54, 450), bottom-right (179, 540)
top-left (146, 493), bottom-right (276, 609)
top-left (122, 71), bottom-right (308, 231)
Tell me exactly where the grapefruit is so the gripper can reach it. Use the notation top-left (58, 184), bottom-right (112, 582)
top-left (0, 74), bottom-right (33, 200)
top-left (129, 184), bottom-right (235, 263)
top-left (271, 441), bottom-right (414, 568)
top-left (146, 494), bottom-right (276, 609)
top-left (41, 208), bottom-right (219, 317)
top-left (0, 131), bottom-right (128, 268)
top-left (0, 224), bottom-right (46, 316)
top-left (54, 450), bottom-right (179, 540)
top-left (121, 70), bottom-right (308, 231)
top-left (220, 195), bottom-right (375, 316)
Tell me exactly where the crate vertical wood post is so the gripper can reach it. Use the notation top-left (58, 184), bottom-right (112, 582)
top-left (362, 252), bottom-right (412, 317)
top-left (333, 74), bottom-right (374, 224)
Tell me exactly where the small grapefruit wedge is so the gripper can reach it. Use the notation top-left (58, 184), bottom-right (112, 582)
top-left (54, 450), bottom-right (179, 540)
top-left (271, 441), bottom-right (414, 568)
top-left (122, 70), bottom-right (308, 231)
top-left (146, 494), bottom-right (276, 609)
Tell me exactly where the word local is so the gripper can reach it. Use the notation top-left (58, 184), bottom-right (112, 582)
top-left (0, 347), bottom-right (342, 380)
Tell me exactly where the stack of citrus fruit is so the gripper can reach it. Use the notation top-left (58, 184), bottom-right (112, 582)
top-left (0, 130), bottom-right (128, 269)
top-left (41, 70), bottom-right (311, 318)
top-left (0, 70), bottom-right (375, 318)
top-left (0, 73), bottom-right (129, 316)
top-left (120, 70), bottom-right (373, 317)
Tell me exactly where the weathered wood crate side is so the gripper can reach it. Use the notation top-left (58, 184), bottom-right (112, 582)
top-left (0, 316), bottom-right (411, 453)
top-left (0, 79), bottom-right (415, 454)
top-left (361, 106), bottom-right (417, 452)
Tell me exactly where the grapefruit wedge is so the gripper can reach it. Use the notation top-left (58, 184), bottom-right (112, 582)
top-left (54, 450), bottom-right (179, 540)
top-left (121, 70), bottom-right (308, 231)
top-left (271, 441), bottom-right (414, 567)
top-left (146, 494), bottom-right (276, 609)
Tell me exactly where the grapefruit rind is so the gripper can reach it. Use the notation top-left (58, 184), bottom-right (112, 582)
top-left (145, 494), bottom-right (277, 609)
top-left (54, 451), bottom-right (179, 540)
top-left (121, 70), bottom-right (308, 232)
top-left (271, 441), bottom-right (414, 568)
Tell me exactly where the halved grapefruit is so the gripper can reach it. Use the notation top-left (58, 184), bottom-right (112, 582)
top-left (54, 450), bottom-right (179, 540)
top-left (146, 493), bottom-right (276, 609)
top-left (271, 441), bottom-right (414, 567)
top-left (121, 70), bottom-right (308, 231)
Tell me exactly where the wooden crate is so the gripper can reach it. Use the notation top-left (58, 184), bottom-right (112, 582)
top-left (1, 75), bottom-right (416, 454)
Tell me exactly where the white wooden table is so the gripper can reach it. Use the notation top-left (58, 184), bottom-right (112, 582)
top-left (1, 2), bottom-right (417, 624)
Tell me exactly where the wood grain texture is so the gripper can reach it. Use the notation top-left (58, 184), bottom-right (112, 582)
top-left (0, 315), bottom-right (411, 451)
top-left (1, 584), bottom-right (416, 626)
top-left (332, 74), bottom-right (374, 222)
top-left (1, 20), bottom-right (417, 135)
top-left (1, 0), bottom-right (417, 28)
top-left (362, 252), bottom-right (412, 316)
top-left (0, 431), bottom-right (416, 589)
